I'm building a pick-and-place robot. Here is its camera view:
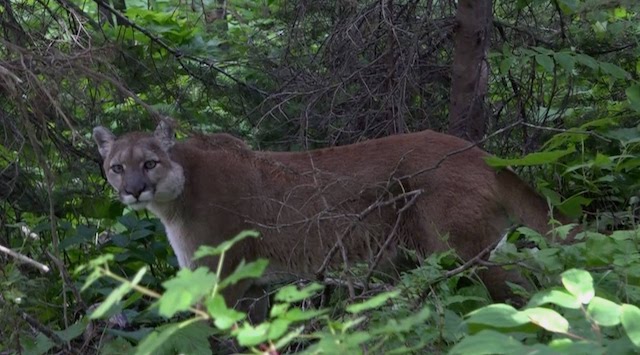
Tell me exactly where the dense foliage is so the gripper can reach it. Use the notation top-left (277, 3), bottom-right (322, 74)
top-left (0, 0), bottom-right (639, 353)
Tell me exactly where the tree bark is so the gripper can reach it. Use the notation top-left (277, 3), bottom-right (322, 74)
top-left (447, 0), bottom-right (492, 142)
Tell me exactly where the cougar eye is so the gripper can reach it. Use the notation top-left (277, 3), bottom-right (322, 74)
top-left (110, 164), bottom-right (124, 174)
top-left (143, 160), bottom-right (157, 170)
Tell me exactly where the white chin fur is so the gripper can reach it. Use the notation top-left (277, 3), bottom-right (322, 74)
top-left (121, 192), bottom-right (153, 210)
top-left (130, 202), bottom-right (149, 210)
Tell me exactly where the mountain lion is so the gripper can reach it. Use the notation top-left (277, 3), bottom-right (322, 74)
top-left (93, 122), bottom-right (565, 317)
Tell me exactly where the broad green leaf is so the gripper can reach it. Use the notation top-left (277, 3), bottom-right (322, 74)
top-left (54, 320), bottom-right (87, 341)
top-left (549, 339), bottom-right (604, 353)
top-left (550, 223), bottom-right (580, 241)
top-left (522, 307), bottom-right (569, 333)
top-left (561, 269), bottom-right (594, 304)
top-left (274, 326), bottom-right (304, 350)
top-left (157, 267), bottom-right (217, 318)
top-left (620, 304), bottom-right (640, 348)
top-left (206, 294), bottom-right (245, 330)
top-left (267, 318), bottom-right (291, 340)
top-left (500, 57), bottom-right (515, 74)
top-left (100, 337), bottom-right (133, 354)
top-left (156, 322), bottom-right (214, 355)
top-left (485, 146), bottom-right (575, 167)
top-left (106, 328), bottom-right (153, 342)
top-left (91, 267), bottom-right (146, 319)
top-left (535, 54), bottom-right (554, 73)
top-left (609, 230), bottom-right (639, 241)
top-left (604, 127), bottom-right (640, 144)
top-left (557, 195), bottom-right (591, 218)
top-left (554, 52), bottom-right (575, 72)
top-left (134, 320), bottom-right (212, 355)
top-left (134, 322), bottom-right (181, 355)
top-left (374, 307), bottom-right (431, 334)
top-left (270, 303), bottom-right (289, 318)
top-left (613, 7), bottom-right (627, 18)
top-left (528, 288), bottom-right (581, 309)
top-left (600, 62), bottom-right (629, 80)
top-left (465, 304), bottom-right (530, 328)
top-left (193, 230), bottom-right (260, 259)
top-left (575, 54), bottom-right (599, 69)
top-left (233, 322), bottom-right (270, 347)
top-left (626, 85), bottom-right (640, 113)
top-left (558, 0), bottom-right (578, 13)
top-left (449, 329), bottom-right (525, 354)
top-left (81, 269), bottom-right (103, 292)
top-left (280, 307), bottom-right (327, 322)
top-left (219, 259), bottom-right (268, 288)
top-left (77, 254), bottom-right (114, 273)
top-left (587, 296), bottom-right (621, 327)
top-left (274, 283), bottom-right (324, 303)
top-left (24, 333), bottom-right (55, 355)
top-left (346, 290), bottom-right (400, 313)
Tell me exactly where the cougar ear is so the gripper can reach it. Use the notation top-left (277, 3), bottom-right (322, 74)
top-left (93, 126), bottom-right (116, 159)
top-left (154, 119), bottom-right (176, 151)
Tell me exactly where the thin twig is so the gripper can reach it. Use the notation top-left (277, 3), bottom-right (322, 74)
top-left (314, 189), bottom-right (423, 277)
top-left (46, 251), bottom-right (88, 311)
top-left (363, 190), bottom-right (422, 287)
top-left (0, 243), bottom-right (50, 273)
top-left (0, 296), bottom-right (80, 354)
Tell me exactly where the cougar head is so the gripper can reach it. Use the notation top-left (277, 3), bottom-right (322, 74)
top-left (92, 122), bottom-right (185, 210)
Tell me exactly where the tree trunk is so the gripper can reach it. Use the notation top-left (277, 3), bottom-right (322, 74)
top-left (448, 0), bottom-right (492, 142)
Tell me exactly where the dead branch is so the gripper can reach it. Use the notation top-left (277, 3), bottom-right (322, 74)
top-left (0, 243), bottom-right (50, 273)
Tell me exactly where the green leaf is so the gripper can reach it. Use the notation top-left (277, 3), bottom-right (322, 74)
top-left (554, 52), bottom-right (575, 72)
top-left (449, 329), bottom-right (525, 354)
top-left (274, 283), bottom-right (324, 303)
top-left (373, 307), bottom-right (431, 334)
top-left (206, 294), bottom-right (246, 329)
top-left (485, 146), bottom-right (575, 167)
top-left (274, 326), bottom-right (304, 350)
top-left (522, 307), bottom-right (569, 333)
top-left (561, 269), bottom-right (594, 304)
top-left (219, 259), bottom-right (268, 288)
top-left (558, 0), bottom-right (578, 13)
top-left (54, 320), bottom-right (88, 342)
top-left (346, 290), bottom-right (400, 313)
top-left (587, 296), bottom-right (621, 327)
top-left (81, 269), bottom-right (103, 292)
top-left (193, 230), bottom-right (260, 259)
top-left (233, 322), bottom-right (270, 347)
top-left (280, 307), bottom-right (327, 322)
top-left (500, 57), bottom-right (515, 74)
top-left (535, 54), bottom-right (554, 73)
top-left (549, 339), bottom-right (604, 353)
top-left (527, 288), bottom-right (581, 309)
top-left (557, 195), bottom-right (591, 218)
top-left (465, 304), bottom-right (530, 328)
top-left (600, 62), bottom-right (629, 80)
top-left (99, 337), bottom-right (134, 355)
top-left (620, 304), bottom-right (640, 348)
top-left (134, 320), bottom-right (213, 355)
top-left (25, 333), bottom-right (55, 355)
top-left (91, 267), bottom-right (146, 319)
top-left (575, 54), bottom-right (599, 69)
top-left (267, 318), bottom-right (292, 340)
top-left (134, 324), bottom-right (181, 355)
top-left (157, 267), bottom-right (217, 318)
top-left (626, 85), bottom-right (640, 113)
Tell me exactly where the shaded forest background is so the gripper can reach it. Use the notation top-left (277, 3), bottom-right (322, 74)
top-left (0, 0), bottom-right (639, 353)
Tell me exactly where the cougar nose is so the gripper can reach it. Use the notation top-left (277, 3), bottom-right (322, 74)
top-left (125, 182), bottom-right (147, 199)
